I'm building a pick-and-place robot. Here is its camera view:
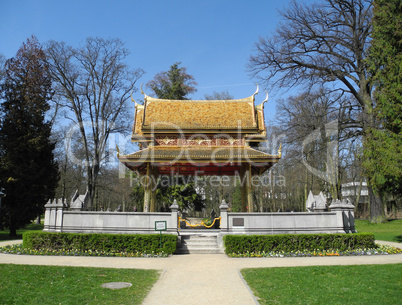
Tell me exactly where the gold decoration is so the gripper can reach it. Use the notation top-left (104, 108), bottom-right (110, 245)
top-left (178, 216), bottom-right (221, 229)
top-left (252, 84), bottom-right (259, 101)
top-left (160, 136), bottom-right (175, 145)
top-left (131, 91), bottom-right (136, 104)
top-left (256, 91), bottom-right (269, 111)
top-left (228, 137), bottom-right (236, 145)
top-left (195, 137), bottom-right (204, 144)
top-left (193, 137), bottom-right (212, 145)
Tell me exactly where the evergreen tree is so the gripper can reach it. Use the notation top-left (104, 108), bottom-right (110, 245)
top-left (147, 62), bottom-right (197, 99)
top-left (364, 0), bottom-right (402, 212)
top-left (146, 63), bottom-right (203, 212)
top-left (0, 36), bottom-right (58, 236)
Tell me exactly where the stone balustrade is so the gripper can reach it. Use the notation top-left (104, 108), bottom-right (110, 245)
top-left (44, 198), bottom-right (355, 236)
top-left (44, 200), bottom-right (179, 234)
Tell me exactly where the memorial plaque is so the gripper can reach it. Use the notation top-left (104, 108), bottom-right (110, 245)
top-left (233, 218), bottom-right (244, 226)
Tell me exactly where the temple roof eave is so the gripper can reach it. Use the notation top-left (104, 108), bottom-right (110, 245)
top-left (118, 146), bottom-right (281, 164)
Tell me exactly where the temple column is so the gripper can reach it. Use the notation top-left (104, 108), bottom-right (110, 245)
top-left (143, 163), bottom-right (151, 212)
top-left (149, 166), bottom-right (157, 212)
top-left (246, 164), bottom-right (255, 213)
top-left (240, 166), bottom-right (247, 212)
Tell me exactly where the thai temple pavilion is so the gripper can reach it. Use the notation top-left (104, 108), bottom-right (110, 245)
top-left (118, 87), bottom-right (281, 212)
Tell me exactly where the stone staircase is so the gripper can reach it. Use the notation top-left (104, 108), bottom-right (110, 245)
top-left (176, 232), bottom-right (223, 254)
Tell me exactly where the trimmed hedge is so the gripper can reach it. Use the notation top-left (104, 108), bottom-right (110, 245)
top-left (23, 232), bottom-right (177, 255)
top-left (223, 233), bottom-right (375, 254)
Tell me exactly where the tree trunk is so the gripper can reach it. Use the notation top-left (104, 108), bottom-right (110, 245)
top-left (9, 218), bottom-right (17, 237)
top-left (354, 177), bottom-right (364, 212)
top-left (368, 185), bottom-right (385, 223)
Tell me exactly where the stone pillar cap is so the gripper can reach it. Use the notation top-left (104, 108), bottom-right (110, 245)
top-left (329, 198), bottom-right (355, 210)
top-left (219, 199), bottom-right (229, 209)
top-left (170, 199), bottom-right (179, 211)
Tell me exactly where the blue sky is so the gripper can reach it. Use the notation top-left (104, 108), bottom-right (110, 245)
top-left (1, 0), bottom-right (309, 120)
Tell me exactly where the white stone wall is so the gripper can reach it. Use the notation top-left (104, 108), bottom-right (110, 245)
top-left (44, 202), bottom-right (178, 235)
top-left (222, 211), bottom-right (352, 234)
top-left (44, 200), bottom-right (355, 235)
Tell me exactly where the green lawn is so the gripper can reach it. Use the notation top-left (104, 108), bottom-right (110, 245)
top-left (0, 264), bottom-right (159, 305)
top-left (242, 264), bottom-right (402, 305)
top-left (355, 219), bottom-right (402, 242)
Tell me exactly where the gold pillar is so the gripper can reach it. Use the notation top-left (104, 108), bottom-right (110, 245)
top-left (143, 163), bottom-right (151, 212)
top-left (240, 165), bottom-right (247, 212)
top-left (149, 166), bottom-right (157, 212)
top-left (246, 164), bottom-right (254, 213)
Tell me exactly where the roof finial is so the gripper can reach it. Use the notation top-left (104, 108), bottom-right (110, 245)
top-left (252, 84), bottom-right (259, 101)
top-left (131, 91), bottom-right (137, 105)
top-left (140, 83), bottom-right (144, 95)
top-left (262, 91), bottom-right (269, 105)
top-left (256, 91), bottom-right (268, 110)
top-left (278, 143), bottom-right (282, 158)
top-left (116, 145), bottom-right (121, 157)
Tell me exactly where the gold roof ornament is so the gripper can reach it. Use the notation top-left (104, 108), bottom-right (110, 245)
top-left (262, 91), bottom-right (268, 105)
top-left (116, 145), bottom-right (121, 157)
top-left (140, 83), bottom-right (150, 103)
top-left (252, 84), bottom-right (259, 101)
top-left (256, 91), bottom-right (269, 111)
top-left (131, 91), bottom-right (137, 107)
top-left (278, 143), bottom-right (282, 158)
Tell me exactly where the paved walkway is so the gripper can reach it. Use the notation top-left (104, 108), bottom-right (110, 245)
top-left (1, 240), bottom-right (401, 305)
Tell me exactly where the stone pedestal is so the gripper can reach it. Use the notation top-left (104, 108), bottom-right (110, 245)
top-left (329, 199), bottom-right (356, 233)
top-left (44, 199), bottom-right (65, 232)
top-left (219, 199), bottom-right (229, 231)
top-left (170, 199), bottom-right (179, 230)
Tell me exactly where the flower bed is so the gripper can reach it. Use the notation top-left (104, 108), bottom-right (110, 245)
top-left (0, 244), bottom-right (170, 257)
top-left (228, 244), bottom-right (402, 257)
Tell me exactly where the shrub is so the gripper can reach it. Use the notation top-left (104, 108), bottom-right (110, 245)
top-left (223, 233), bottom-right (375, 254)
top-left (23, 232), bottom-right (177, 254)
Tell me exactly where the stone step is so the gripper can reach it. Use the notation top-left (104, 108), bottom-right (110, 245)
top-left (176, 248), bottom-right (224, 254)
top-left (182, 236), bottom-right (217, 242)
top-left (176, 234), bottom-right (223, 254)
top-left (182, 242), bottom-right (219, 248)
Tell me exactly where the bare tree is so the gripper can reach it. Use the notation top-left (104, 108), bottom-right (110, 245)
top-left (204, 90), bottom-right (234, 100)
top-left (276, 90), bottom-right (353, 201)
top-left (250, 0), bottom-right (372, 112)
top-left (248, 0), bottom-right (384, 220)
top-left (0, 54), bottom-right (5, 82)
top-left (45, 37), bottom-right (144, 209)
